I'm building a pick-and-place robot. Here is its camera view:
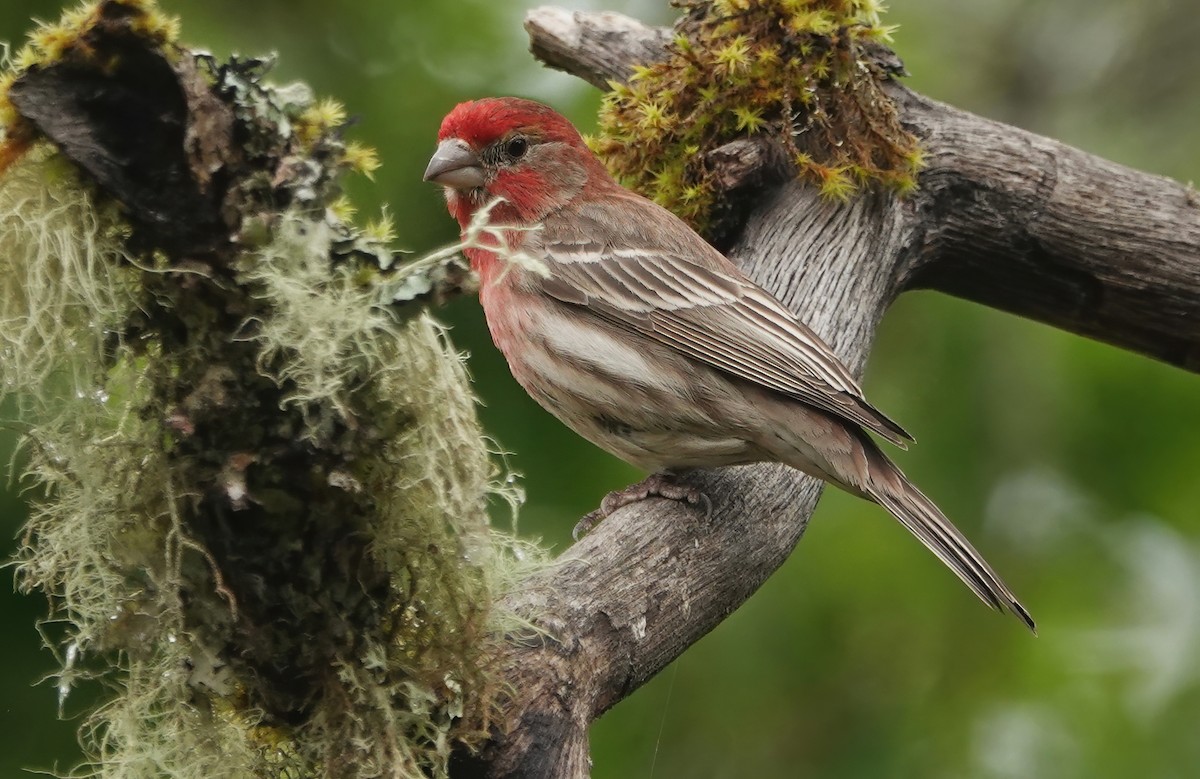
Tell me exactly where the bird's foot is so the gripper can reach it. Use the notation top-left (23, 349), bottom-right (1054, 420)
top-left (573, 472), bottom-right (712, 540)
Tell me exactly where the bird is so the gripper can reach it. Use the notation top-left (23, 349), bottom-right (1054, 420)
top-left (424, 96), bottom-right (1034, 632)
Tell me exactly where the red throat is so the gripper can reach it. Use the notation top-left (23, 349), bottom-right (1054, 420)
top-left (444, 193), bottom-right (518, 286)
top-left (467, 247), bottom-right (504, 289)
top-left (444, 190), bottom-right (530, 288)
top-left (445, 189), bottom-right (474, 230)
top-left (465, 244), bottom-right (517, 358)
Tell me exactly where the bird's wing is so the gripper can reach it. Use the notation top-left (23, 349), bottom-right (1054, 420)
top-left (530, 200), bottom-right (913, 447)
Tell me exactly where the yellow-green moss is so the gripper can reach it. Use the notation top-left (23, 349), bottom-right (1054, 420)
top-left (592, 0), bottom-right (921, 233)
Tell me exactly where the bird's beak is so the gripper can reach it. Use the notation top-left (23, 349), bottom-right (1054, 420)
top-left (423, 139), bottom-right (485, 189)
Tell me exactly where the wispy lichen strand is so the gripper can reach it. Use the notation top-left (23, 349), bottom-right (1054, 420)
top-left (0, 150), bottom-right (138, 400)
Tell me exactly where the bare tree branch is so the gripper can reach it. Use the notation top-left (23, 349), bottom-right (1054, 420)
top-left (900, 88), bottom-right (1200, 369)
top-left (525, 6), bottom-right (671, 89)
top-left (455, 6), bottom-right (1200, 777)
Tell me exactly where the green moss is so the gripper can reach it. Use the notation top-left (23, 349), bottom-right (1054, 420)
top-left (593, 0), bottom-right (922, 234)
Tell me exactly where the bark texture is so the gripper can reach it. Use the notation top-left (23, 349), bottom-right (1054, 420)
top-left (458, 7), bottom-right (1200, 777)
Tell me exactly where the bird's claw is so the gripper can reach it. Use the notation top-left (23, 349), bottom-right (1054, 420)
top-left (572, 508), bottom-right (606, 541)
top-left (572, 472), bottom-right (712, 540)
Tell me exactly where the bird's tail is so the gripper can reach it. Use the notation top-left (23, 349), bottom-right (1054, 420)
top-left (859, 443), bottom-right (1036, 633)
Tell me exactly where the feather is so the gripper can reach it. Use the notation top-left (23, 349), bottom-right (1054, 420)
top-left (531, 191), bottom-right (914, 448)
top-left (862, 445), bottom-right (1037, 632)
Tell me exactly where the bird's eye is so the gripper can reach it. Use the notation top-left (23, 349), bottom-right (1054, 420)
top-left (504, 136), bottom-right (529, 160)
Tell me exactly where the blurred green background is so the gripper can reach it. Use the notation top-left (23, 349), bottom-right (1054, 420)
top-left (2, 1), bottom-right (1198, 777)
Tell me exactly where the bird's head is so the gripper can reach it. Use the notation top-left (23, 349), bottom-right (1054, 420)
top-left (424, 97), bottom-right (607, 226)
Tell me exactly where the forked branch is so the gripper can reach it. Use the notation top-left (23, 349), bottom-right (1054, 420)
top-left (457, 7), bottom-right (1200, 778)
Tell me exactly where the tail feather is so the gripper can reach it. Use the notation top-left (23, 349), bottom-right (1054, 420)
top-left (863, 452), bottom-right (1036, 634)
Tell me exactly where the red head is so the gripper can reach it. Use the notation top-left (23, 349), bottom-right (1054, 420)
top-left (424, 97), bottom-right (611, 226)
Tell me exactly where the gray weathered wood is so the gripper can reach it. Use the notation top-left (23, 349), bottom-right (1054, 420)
top-left (899, 87), bottom-right (1200, 368)
top-left (458, 7), bottom-right (1200, 777)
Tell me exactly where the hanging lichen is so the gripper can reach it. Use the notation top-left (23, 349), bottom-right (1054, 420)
top-left (592, 0), bottom-right (923, 234)
top-left (0, 2), bottom-right (542, 778)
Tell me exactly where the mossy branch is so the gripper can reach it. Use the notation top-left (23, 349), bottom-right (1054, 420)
top-left (1, 3), bottom-right (545, 778)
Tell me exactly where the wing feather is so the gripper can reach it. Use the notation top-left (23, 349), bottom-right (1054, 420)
top-left (529, 196), bottom-right (913, 447)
